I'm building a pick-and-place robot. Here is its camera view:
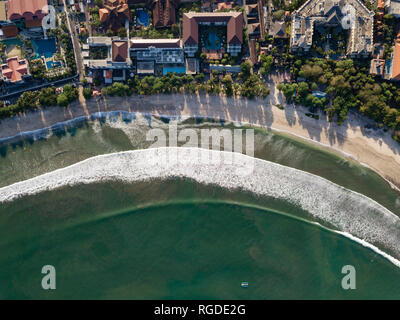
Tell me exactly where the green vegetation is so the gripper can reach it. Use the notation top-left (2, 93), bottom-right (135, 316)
top-left (89, 46), bottom-right (108, 60)
top-left (46, 19), bottom-right (77, 78)
top-left (129, 25), bottom-right (178, 39)
top-left (277, 58), bottom-right (400, 131)
top-left (58, 84), bottom-right (79, 106)
top-left (272, 0), bottom-right (307, 11)
top-left (98, 62), bottom-right (270, 99)
top-left (38, 87), bottom-right (58, 107)
top-left (102, 82), bottom-right (132, 97)
top-left (272, 10), bottom-right (285, 21)
top-left (0, 85), bottom-right (80, 119)
top-left (259, 54), bottom-right (274, 77)
top-left (382, 14), bottom-right (395, 60)
top-left (29, 59), bottom-right (46, 80)
top-left (83, 87), bottom-right (93, 99)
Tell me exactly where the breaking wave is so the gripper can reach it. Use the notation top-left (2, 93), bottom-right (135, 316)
top-left (1, 147), bottom-right (400, 267)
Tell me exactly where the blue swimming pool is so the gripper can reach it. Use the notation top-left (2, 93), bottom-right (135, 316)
top-left (32, 38), bottom-right (57, 59)
top-left (46, 60), bottom-right (62, 69)
top-left (137, 10), bottom-right (149, 27)
top-left (163, 67), bottom-right (186, 75)
top-left (206, 31), bottom-right (221, 50)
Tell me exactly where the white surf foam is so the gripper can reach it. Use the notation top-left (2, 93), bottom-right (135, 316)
top-left (1, 147), bottom-right (400, 267)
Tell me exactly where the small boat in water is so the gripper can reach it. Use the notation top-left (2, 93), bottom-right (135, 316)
top-left (241, 282), bottom-right (248, 288)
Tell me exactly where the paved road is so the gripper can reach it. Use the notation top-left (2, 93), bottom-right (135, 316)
top-left (0, 75), bottom-right (79, 102)
top-left (63, 0), bottom-right (84, 81)
top-left (84, 3), bottom-right (93, 37)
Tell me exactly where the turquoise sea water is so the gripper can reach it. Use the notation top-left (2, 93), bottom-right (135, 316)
top-left (0, 114), bottom-right (400, 299)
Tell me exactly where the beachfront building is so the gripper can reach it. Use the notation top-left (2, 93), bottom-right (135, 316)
top-left (7, 0), bottom-right (48, 30)
top-left (245, 0), bottom-right (265, 41)
top-left (0, 23), bottom-right (19, 39)
top-left (84, 37), bottom-right (132, 84)
top-left (99, 0), bottom-right (131, 32)
top-left (130, 38), bottom-right (185, 75)
top-left (290, 0), bottom-right (374, 57)
top-left (370, 58), bottom-right (386, 77)
top-left (0, 56), bottom-right (30, 84)
top-left (148, 0), bottom-right (180, 28)
top-left (387, 0), bottom-right (400, 17)
top-left (182, 11), bottom-right (243, 57)
top-left (268, 21), bottom-right (287, 39)
top-left (386, 35), bottom-right (400, 81)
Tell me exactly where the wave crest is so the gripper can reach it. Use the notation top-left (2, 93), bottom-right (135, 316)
top-left (1, 147), bottom-right (400, 266)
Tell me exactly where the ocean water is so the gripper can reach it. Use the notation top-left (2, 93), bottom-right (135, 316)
top-left (0, 113), bottom-right (400, 299)
top-left (1, 180), bottom-right (400, 299)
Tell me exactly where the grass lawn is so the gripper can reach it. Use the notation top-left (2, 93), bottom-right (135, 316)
top-left (1, 39), bottom-right (23, 59)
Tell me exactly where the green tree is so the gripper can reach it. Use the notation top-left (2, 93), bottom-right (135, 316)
top-left (57, 93), bottom-right (69, 107)
top-left (83, 87), bottom-right (93, 99)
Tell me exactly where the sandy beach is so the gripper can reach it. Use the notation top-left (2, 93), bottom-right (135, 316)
top-left (1, 75), bottom-right (400, 188)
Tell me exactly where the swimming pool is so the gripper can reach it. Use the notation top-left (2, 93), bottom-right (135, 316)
top-left (46, 60), bottom-right (62, 69)
top-left (206, 31), bottom-right (221, 50)
top-left (163, 67), bottom-right (186, 75)
top-left (32, 38), bottom-right (57, 59)
top-left (137, 10), bottom-right (149, 27)
top-left (1, 38), bottom-right (22, 47)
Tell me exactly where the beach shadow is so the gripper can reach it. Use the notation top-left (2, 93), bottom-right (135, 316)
top-left (0, 145), bottom-right (8, 157)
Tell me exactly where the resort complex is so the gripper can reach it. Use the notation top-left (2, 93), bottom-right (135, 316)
top-left (0, 0), bottom-right (399, 133)
top-left (290, 0), bottom-right (374, 57)
top-left (2, 0), bottom-right (400, 303)
top-left (182, 11), bottom-right (243, 57)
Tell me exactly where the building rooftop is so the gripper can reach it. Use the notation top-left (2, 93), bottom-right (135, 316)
top-left (290, 0), bottom-right (374, 56)
top-left (99, 0), bottom-right (130, 32)
top-left (388, 0), bottom-right (400, 16)
top-left (269, 21), bottom-right (287, 38)
top-left (370, 58), bottom-right (385, 76)
top-left (183, 11), bottom-right (243, 46)
top-left (112, 40), bottom-right (129, 62)
top-left (7, 0), bottom-right (48, 21)
top-left (130, 38), bottom-right (181, 49)
top-left (0, 24), bottom-right (19, 38)
top-left (0, 1), bottom-right (7, 21)
top-left (1, 56), bottom-right (29, 83)
top-left (391, 42), bottom-right (400, 80)
top-left (149, 0), bottom-right (179, 28)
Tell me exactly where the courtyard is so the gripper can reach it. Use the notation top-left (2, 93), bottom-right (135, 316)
top-left (199, 25), bottom-right (226, 61)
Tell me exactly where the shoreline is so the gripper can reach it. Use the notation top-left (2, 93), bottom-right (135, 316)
top-left (1, 84), bottom-right (400, 189)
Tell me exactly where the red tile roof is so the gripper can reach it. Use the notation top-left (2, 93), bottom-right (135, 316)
top-left (25, 18), bottom-right (43, 28)
top-left (112, 40), bottom-right (128, 62)
top-left (149, 0), bottom-right (179, 28)
top-left (8, 0), bottom-right (48, 21)
top-left (1, 56), bottom-right (29, 82)
top-left (218, 2), bottom-right (233, 10)
top-left (392, 42), bottom-right (400, 80)
top-left (183, 12), bottom-right (243, 46)
top-left (1, 24), bottom-right (18, 38)
top-left (100, 0), bottom-right (131, 31)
